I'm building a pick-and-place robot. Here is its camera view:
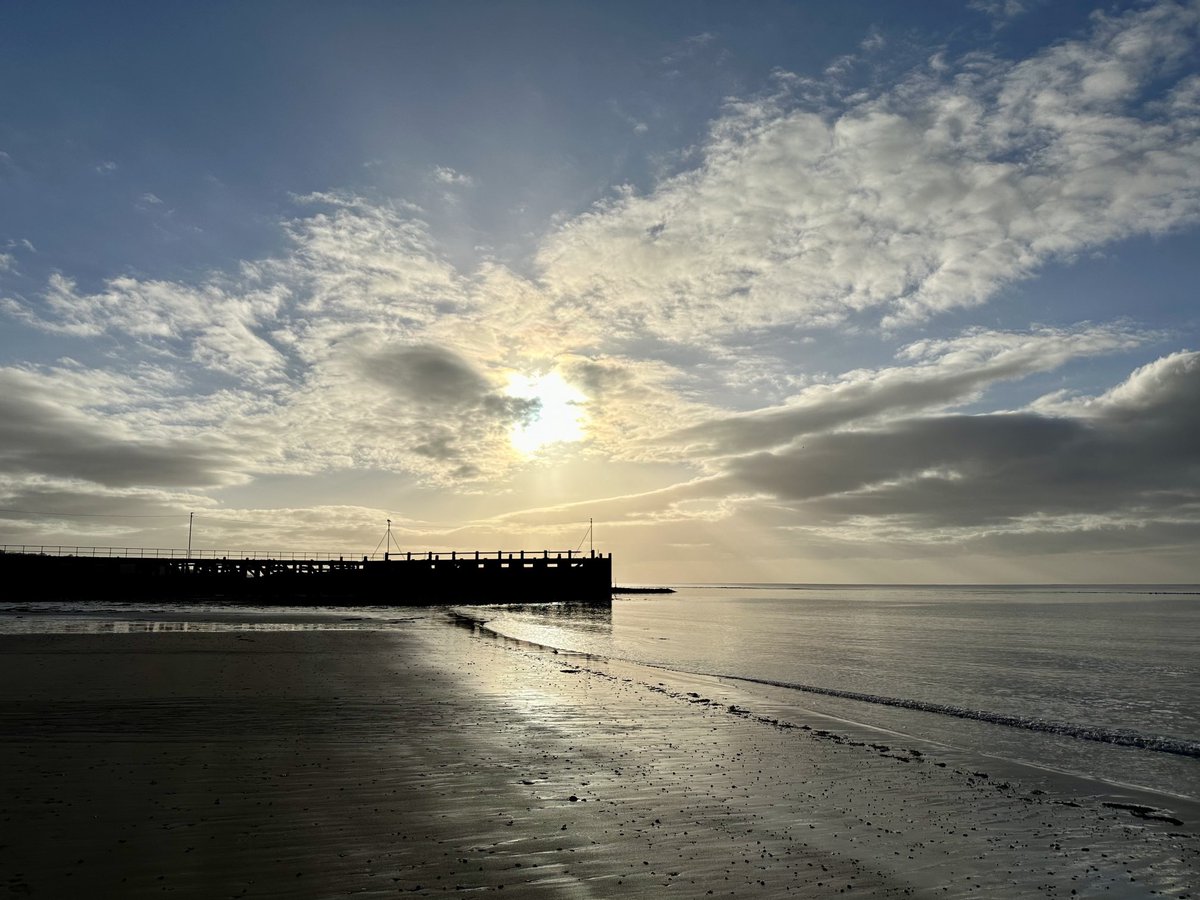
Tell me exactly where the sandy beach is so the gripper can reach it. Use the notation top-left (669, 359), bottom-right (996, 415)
top-left (0, 615), bottom-right (1196, 898)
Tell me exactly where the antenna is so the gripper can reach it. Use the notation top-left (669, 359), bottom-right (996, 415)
top-left (187, 511), bottom-right (194, 560)
top-left (372, 518), bottom-right (402, 559)
top-left (589, 517), bottom-right (594, 557)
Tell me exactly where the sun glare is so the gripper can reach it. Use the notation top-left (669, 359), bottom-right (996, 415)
top-left (506, 371), bottom-right (587, 455)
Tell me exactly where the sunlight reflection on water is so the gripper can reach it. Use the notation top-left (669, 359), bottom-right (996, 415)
top-left (0, 602), bottom-right (423, 634)
top-left (477, 586), bottom-right (1200, 800)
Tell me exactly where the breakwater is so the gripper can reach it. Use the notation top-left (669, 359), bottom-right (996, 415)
top-left (0, 547), bottom-right (613, 606)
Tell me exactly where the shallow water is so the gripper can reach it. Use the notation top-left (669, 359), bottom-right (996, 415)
top-left (0, 600), bottom-right (425, 633)
top-left (476, 584), bottom-right (1200, 801)
top-left (5, 585), bottom-right (1197, 802)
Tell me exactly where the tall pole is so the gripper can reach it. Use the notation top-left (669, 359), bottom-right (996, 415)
top-left (187, 511), bottom-right (194, 560)
top-left (589, 517), bottom-right (593, 557)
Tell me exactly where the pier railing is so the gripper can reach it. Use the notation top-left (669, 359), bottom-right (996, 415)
top-left (0, 544), bottom-right (607, 562)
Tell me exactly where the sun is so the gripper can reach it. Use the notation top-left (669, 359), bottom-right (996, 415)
top-left (506, 371), bottom-right (587, 455)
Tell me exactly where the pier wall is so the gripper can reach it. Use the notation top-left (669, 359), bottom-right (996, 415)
top-left (0, 550), bottom-right (613, 606)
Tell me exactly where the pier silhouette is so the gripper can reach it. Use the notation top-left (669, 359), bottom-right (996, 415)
top-left (0, 545), bottom-right (613, 605)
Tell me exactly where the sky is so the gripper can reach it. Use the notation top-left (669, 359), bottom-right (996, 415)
top-left (1, 0), bottom-right (1199, 583)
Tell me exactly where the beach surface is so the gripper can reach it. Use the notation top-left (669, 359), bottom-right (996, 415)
top-left (0, 615), bottom-right (1196, 897)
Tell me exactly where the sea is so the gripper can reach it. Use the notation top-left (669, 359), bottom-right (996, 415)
top-left (476, 584), bottom-right (1200, 804)
top-left (5, 583), bottom-right (1197, 803)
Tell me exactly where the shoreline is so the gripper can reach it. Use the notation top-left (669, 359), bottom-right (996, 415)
top-left (1, 619), bottom-right (1196, 896)
top-left (470, 588), bottom-right (1200, 804)
top-left (466, 616), bottom-right (1200, 824)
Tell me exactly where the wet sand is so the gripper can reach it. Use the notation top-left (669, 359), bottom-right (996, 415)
top-left (0, 617), bottom-right (1196, 897)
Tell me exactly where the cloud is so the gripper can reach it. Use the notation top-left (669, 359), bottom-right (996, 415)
top-left (31, 273), bottom-right (289, 381)
top-left (487, 473), bottom-right (734, 530)
top-left (358, 341), bottom-right (537, 427)
top-left (4, 3), bottom-right (1196, 496)
top-left (432, 166), bottom-right (474, 187)
top-left (1073, 349), bottom-right (1200, 428)
top-left (860, 27), bottom-right (886, 52)
top-left (661, 32), bottom-right (717, 68)
top-left (537, 1), bottom-right (1200, 342)
top-left (968, 0), bottom-right (1037, 24)
top-left (360, 343), bottom-right (493, 404)
top-left (2, 195), bottom-right (473, 391)
top-left (557, 354), bottom-right (715, 458)
top-left (1, 5), bottom-right (1197, 571)
top-left (250, 336), bottom-right (542, 482)
top-left (721, 350), bottom-right (1200, 541)
top-left (275, 193), bottom-right (463, 327)
top-left (0, 484), bottom-right (199, 548)
top-left (656, 325), bottom-right (1148, 456)
top-left (0, 194), bottom-right (568, 486)
top-left (462, 348), bottom-right (1200, 560)
top-left (0, 367), bottom-right (248, 489)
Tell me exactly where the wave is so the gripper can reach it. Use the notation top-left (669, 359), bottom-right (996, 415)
top-left (716, 673), bottom-right (1200, 759)
top-left (462, 611), bottom-right (1200, 761)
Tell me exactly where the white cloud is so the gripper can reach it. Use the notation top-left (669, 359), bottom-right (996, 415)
top-left (536, 1), bottom-right (1200, 342)
top-left (273, 193), bottom-right (464, 331)
top-left (1033, 348), bottom-right (1200, 421)
top-left (33, 273), bottom-right (290, 382)
top-left (0, 192), bottom-right (571, 485)
top-left (860, 27), bottom-right (886, 52)
top-left (968, 0), bottom-right (1035, 24)
top-left (432, 165), bottom-right (474, 187)
top-left (661, 32), bottom-right (717, 67)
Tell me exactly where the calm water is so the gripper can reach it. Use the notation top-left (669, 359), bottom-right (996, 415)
top-left (478, 584), bottom-right (1200, 801)
top-left (5, 585), bottom-right (1197, 801)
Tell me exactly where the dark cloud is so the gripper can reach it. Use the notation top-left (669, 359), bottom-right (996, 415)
top-left (409, 427), bottom-right (461, 461)
top-left (360, 344), bottom-right (491, 405)
top-left (353, 343), bottom-right (540, 470)
top-left (671, 366), bottom-right (1006, 455)
top-left (0, 485), bottom-right (187, 521)
top-left (360, 343), bottom-right (538, 424)
top-left (724, 352), bottom-right (1200, 535)
top-left (730, 413), bottom-right (1081, 510)
top-left (662, 328), bottom-right (1142, 455)
top-left (0, 374), bottom-right (241, 488)
top-left (948, 518), bottom-right (1200, 560)
top-left (568, 360), bottom-right (637, 396)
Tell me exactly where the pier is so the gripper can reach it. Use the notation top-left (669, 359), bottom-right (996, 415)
top-left (0, 545), bottom-right (613, 606)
